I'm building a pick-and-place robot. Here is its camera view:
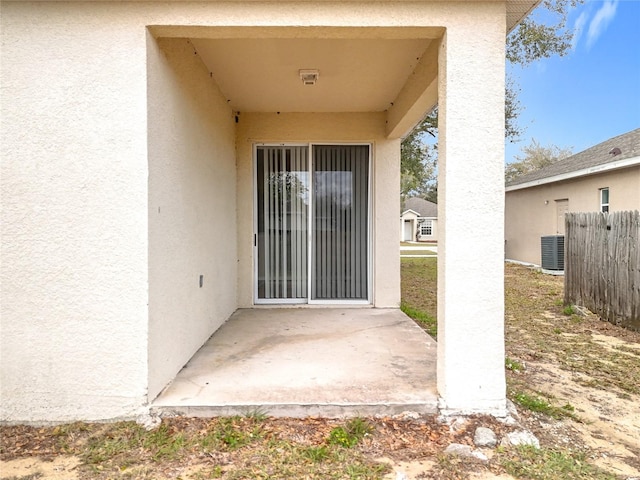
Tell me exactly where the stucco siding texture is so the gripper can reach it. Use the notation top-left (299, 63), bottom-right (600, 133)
top-left (147, 37), bottom-right (238, 401)
top-left (505, 167), bottom-right (640, 265)
top-left (1, 0), bottom-right (516, 421)
top-left (1, 3), bottom-right (150, 422)
top-left (436, 6), bottom-right (508, 414)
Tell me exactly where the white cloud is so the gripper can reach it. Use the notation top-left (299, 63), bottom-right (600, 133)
top-left (571, 11), bottom-right (589, 50)
top-left (586, 0), bottom-right (619, 49)
top-left (535, 61), bottom-right (548, 74)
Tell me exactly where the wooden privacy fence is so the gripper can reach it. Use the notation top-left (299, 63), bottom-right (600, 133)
top-left (564, 210), bottom-right (640, 332)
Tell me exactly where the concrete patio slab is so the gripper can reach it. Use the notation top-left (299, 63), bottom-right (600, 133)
top-left (151, 308), bottom-right (438, 418)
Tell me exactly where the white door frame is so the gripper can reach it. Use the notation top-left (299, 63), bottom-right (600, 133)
top-left (253, 142), bottom-right (372, 305)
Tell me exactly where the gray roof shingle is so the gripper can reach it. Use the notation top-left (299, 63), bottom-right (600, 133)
top-left (402, 197), bottom-right (438, 217)
top-left (506, 128), bottom-right (640, 188)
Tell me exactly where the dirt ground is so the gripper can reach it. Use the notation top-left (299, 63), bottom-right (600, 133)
top-left (527, 359), bottom-right (640, 478)
top-left (381, 307), bottom-right (640, 479)
top-left (1, 263), bottom-right (639, 480)
top-left (501, 264), bottom-right (640, 480)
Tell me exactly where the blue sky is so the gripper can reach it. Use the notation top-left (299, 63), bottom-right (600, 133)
top-left (505, 0), bottom-right (640, 164)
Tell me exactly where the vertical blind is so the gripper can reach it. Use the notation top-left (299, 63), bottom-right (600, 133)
top-left (312, 145), bottom-right (369, 300)
top-left (256, 146), bottom-right (309, 299)
top-left (256, 144), bottom-right (369, 302)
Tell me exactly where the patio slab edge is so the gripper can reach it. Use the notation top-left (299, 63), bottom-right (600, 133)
top-left (151, 401), bottom-right (439, 419)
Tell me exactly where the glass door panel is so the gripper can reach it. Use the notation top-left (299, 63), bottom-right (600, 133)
top-left (311, 145), bottom-right (369, 300)
top-left (256, 146), bottom-right (309, 301)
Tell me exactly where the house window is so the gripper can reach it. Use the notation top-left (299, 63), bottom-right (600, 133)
top-left (600, 188), bottom-right (609, 213)
top-left (420, 220), bottom-right (433, 236)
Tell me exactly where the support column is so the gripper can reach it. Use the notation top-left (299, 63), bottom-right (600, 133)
top-left (436, 14), bottom-right (507, 415)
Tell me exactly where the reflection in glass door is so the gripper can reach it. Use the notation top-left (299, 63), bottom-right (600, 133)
top-left (255, 144), bottom-right (369, 303)
top-left (256, 146), bottom-right (309, 301)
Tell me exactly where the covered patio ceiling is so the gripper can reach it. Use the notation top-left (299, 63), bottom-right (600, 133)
top-left (159, 26), bottom-right (444, 138)
top-left (191, 37), bottom-right (434, 113)
top-left (148, 0), bottom-right (539, 136)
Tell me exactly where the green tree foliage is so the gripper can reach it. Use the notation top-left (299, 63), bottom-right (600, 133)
top-left (401, 109), bottom-right (437, 203)
top-left (401, 0), bottom-right (583, 198)
top-left (505, 76), bottom-right (524, 142)
top-left (505, 138), bottom-right (572, 182)
top-left (507, 0), bottom-right (582, 66)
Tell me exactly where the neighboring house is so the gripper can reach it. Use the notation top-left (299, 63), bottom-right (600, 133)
top-left (1, 0), bottom-right (536, 423)
top-left (401, 197), bottom-right (438, 242)
top-left (505, 129), bottom-right (640, 266)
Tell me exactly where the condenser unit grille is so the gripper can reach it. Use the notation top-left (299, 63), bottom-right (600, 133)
top-left (541, 235), bottom-right (565, 271)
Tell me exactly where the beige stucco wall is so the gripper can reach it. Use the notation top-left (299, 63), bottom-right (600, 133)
top-left (1, 0), bottom-right (511, 421)
top-left (436, 3), bottom-right (507, 415)
top-left (147, 37), bottom-right (238, 401)
top-left (235, 113), bottom-right (401, 308)
top-left (1, 2), bottom-right (150, 422)
top-left (505, 166), bottom-right (640, 265)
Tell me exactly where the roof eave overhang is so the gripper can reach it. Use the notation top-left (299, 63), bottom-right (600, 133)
top-left (386, 0), bottom-right (540, 138)
top-left (506, 0), bottom-right (542, 33)
top-left (505, 156), bottom-right (640, 192)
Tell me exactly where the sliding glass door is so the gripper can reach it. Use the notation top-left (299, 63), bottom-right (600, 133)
top-left (256, 146), bottom-right (309, 301)
top-left (255, 144), bottom-right (369, 303)
top-left (311, 145), bottom-right (369, 300)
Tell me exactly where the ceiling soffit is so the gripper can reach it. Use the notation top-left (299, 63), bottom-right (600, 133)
top-left (191, 37), bottom-right (434, 113)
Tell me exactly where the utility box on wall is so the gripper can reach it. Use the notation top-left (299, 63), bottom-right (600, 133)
top-left (541, 235), bottom-right (565, 271)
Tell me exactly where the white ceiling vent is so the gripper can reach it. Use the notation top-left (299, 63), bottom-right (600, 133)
top-left (299, 69), bottom-right (319, 85)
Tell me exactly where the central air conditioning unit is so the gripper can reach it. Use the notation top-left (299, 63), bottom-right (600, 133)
top-left (541, 235), bottom-right (565, 271)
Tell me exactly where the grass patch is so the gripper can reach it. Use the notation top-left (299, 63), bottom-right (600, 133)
top-left (328, 418), bottom-right (373, 448)
top-left (505, 357), bottom-right (525, 372)
top-left (400, 257), bottom-right (438, 338)
top-left (302, 445), bottom-right (330, 462)
top-left (510, 391), bottom-right (577, 420)
top-left (213, 417), bottom-right (259, 450)
top-left (219, 435), bottom-right (388, 479)
top-left (343, 462), bottom-right (389, 479)
top-left (77, 417), bottom-right (266, 474)
top-left (143, 423), bottom-right (187, 460)
top-left (400, 250), bottom-right (436, 256)
top-left (82, 422), bottom-right (147, 466)
top-left (243, 407), bottom-right (269, 421)
top-left (501, 445), bottom-right (618, 479)
top-left (7, 417), bottom-right (389, 479)
top-left (400, 301), bottom-right (437, 338)
top-left (400, 241), bottom-right (436, 247)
